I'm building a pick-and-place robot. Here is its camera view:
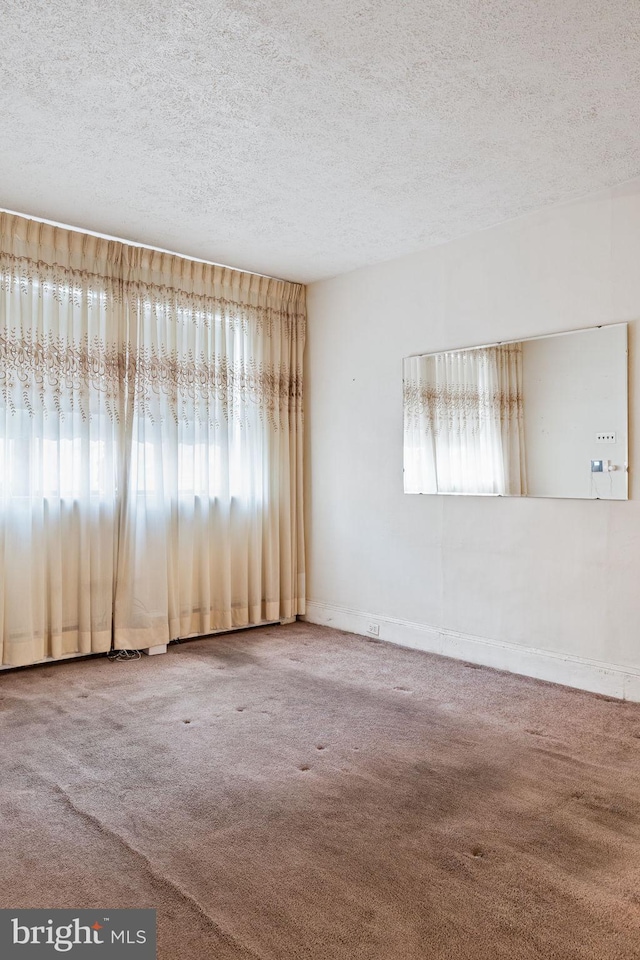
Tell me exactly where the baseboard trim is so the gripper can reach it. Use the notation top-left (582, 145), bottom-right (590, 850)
top-left (303, 601), bottom-right (640, 702)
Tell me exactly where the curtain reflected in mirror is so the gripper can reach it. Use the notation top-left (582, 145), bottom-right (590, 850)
top-left (404, 345), bottom-right (526, 495)
top-left (403, 324), bottom-right (628, 499)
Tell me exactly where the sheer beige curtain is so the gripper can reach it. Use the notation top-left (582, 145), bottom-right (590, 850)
top-left (495, 344), bottom-right (527, 497)
top-left (0, 212), bottom-right (305, 667)
top-left (403, 345), bottom-right (526, 496)
top-left (114, 248), bottom-right (306, 649)
top-left (0, 214), bottom-right (122, 666)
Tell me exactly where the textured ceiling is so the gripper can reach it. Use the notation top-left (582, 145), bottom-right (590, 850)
top-left (1, 1), bottom-right (640, 283)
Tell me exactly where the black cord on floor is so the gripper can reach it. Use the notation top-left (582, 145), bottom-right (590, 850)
top-left (107, 649), bottom-right (142, 662)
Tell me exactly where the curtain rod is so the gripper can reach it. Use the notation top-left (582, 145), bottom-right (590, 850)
top-left (0, 207), bottom-right (293, 286)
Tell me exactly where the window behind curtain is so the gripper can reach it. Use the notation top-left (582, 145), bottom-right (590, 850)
top-left (0, 212), bottom-right (305, 667)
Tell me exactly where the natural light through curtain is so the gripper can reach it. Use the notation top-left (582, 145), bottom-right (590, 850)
top-left (0, 213), bottom-right (305, 666)
top-left (114, 246), bottom-right (305, 648)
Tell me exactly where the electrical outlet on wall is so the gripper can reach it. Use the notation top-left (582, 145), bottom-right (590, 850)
top-left (367, 623), bottom-right (380, 637)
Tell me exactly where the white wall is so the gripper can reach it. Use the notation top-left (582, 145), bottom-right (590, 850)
top-left (521, 325), bottom-right (627, 500)
top-left (304, 177), bottom-right (640, 700)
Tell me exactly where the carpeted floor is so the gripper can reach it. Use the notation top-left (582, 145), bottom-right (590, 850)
top-left (1, 622), bottom-right (640, 959)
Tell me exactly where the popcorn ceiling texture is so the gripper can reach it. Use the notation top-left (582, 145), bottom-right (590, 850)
top-left (1, 0), bottom-right (640, 282)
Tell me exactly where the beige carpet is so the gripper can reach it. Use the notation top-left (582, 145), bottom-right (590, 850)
top-left (1, 622), bottom-right (640, 959)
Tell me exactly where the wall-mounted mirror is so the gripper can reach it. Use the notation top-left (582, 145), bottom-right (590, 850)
top-left (403, 323), bottom-right (628, 499)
